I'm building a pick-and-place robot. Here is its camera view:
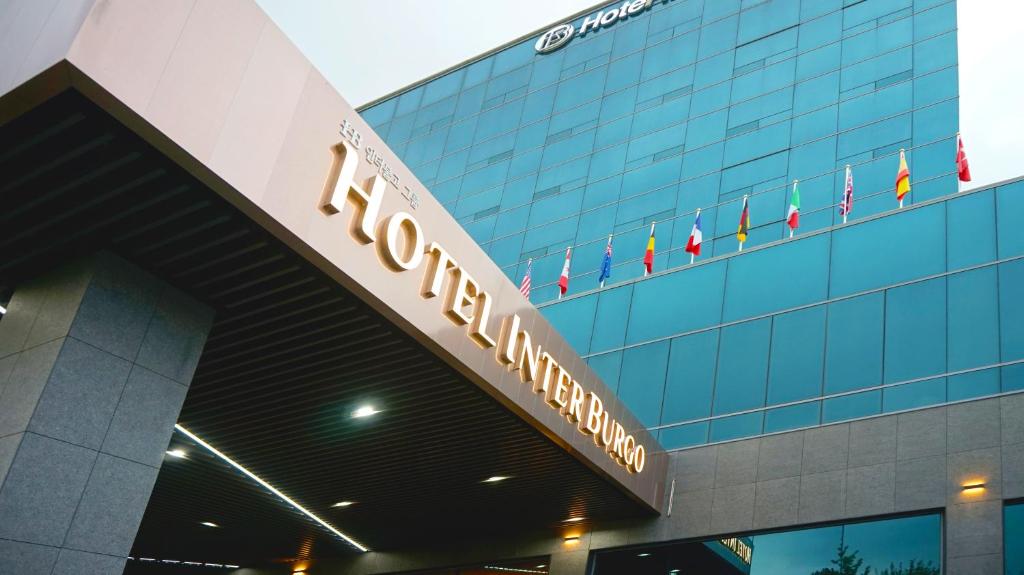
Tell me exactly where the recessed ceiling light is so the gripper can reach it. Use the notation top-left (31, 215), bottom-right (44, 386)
top-left (637, 552), bottom-right (651, 557)
top-left (166, 449), bottom-right (187, 458)
top-left (352, 405), bottom-right (380, 418)
top-left (563, 517), bottom-right (584, 523)
top-left (332, 501), bottom-right (356, 508)
top-left (200, 521), bottom-right (219, 528)
top-left (483, 475), bottom-right (510, 483)
top-left (670, 570), bottom-right (680, 574)
top-left (0, 304), bottom-right (7, 315)
top-left (536, 565), bottom-right (547, 569)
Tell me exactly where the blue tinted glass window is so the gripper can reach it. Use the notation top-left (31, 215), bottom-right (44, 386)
top-left (626, 261), bottom-right (726, 345)
top-left (764, 401), bottom-right (820, 434)
top-left (948, 368), bottom-right (1000, 403)
top-left (948, 267), bottom-right (1000, 371)
top-left (948, 190), bottom-right (996, 269)
top-left (710, 411), bottom-right (763, 442)
top-left (883, 377), bottom-right (945, 413)
top-left (618, 341), bottom-right (670, 427)
top-left (1004, 363), bottom-right (1024, 393)
top-left (830, 204), bottom-right (946, 297)
top-left (714, 318), bottom-right (771, 415)
top-left (999, 260), bottom-right (1024, 363)
top-left (659, 421), bottom-right (708, 450)
top-left (825, 293), bottom-right (884, 394)
top-left (723, 234), bottom-right (830, 322)
top-left (541, 294), bottom-right (596, 356)
top-left (662, 330), bottom-right (718, 424)
top-left (768, 306), bottom-right (826, 404)
top-left (589, 284), bottom-right (632, 353)
top-left (588, 351), bottom-right (622, 394)
top-left (884, 278), bottom-right (946, 383)
top-left (997, 181), bottom-right (1024, 258)
top-left (823, 390), bottom-right (880, 423)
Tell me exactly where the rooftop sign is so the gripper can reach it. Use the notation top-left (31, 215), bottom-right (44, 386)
top-left (536, 0), bottom-right (656, 53)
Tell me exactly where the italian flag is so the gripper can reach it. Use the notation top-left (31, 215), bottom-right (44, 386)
top-left (787, 180), bottom-right (800, 233)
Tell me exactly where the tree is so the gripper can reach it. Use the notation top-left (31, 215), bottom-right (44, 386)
top-left (811, 544), bottom-right (866, 575)
top-left (876, 560), bottom-right (939, 575)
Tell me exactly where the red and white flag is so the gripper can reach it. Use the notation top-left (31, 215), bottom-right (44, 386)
top-left (956, 133), bottom-right (971, 182)
top-left (519, 258), bottom-right (532, 300)
top-left (685, 209), bottom-right (703, 258)
top-left (839, 164), bottom-right (854, 222)
top-left (558, 247), bottom-right (571, 298)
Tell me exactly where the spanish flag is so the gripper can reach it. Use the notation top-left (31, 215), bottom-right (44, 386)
top-left (736, 195), bottom-right (750, 248)
top-left (643, 222), bottom-right (655, 275)
top-left (896, 149), bottom-right (910, 205)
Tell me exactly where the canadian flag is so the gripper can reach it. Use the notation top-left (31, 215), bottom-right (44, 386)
top-left (558, 247), bottom-right (571, 297)
top-left (957, 134), bottom-right (971, 182)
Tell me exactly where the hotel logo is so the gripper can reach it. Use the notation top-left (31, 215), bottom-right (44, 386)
top-left (535, 23), bottom-right (574, 53)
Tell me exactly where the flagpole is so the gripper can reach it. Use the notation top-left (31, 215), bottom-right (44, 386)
top-left (956, 131), bottom-right (961, 194)
top-left (789, 180), bottom-right (796, 238)
top-left (600, 234), bottom-right (611, 288)
top-left (843, 164), bottom-right (850, 224)
top-left (644, 222), bottom-right (655, 277)
top-left (558, 247), bottom-right (570, 300)
top-left (898, 148), bottom-right (905, 209)
top-left (738, 196), bottom-right (746, 252)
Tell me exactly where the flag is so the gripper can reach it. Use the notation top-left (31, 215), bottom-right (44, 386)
top-left (685, 209), bottom-right (702, 256)
top-left (643, 222), bottom-right (655, 275)
top-left (736, 196), bottom-right (750, 244)
top-left (558, 247), bottom-right (571, 296)
top-left (519, 258), bottom-right (532, 300)
top-left (896, 149), bottom-right (911, 202)
top-left (840, 164), bottom-right (854, 218)
top-left (957, 134), bottom-right (971, 182)
top-left (787, 180), bottom-right (801, 231)
top-left (598, 236), bottom-right (613, 285)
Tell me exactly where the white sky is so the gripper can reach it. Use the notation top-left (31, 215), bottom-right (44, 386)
top-left (257, 0), bottom-right (1024, 188)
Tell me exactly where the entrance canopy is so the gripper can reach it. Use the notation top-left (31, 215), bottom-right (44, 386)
top-left (0, 0), bottom-right (665, 565)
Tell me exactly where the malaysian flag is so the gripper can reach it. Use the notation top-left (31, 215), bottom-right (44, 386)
top-left (840, 164), bottom-right (853, 221)
top-left (519, 258), bottom-right (532, 300)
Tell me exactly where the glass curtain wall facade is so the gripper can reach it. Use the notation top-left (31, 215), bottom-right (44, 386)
top-left (592, 513), bottom-right (942, 574)
top-left (358, 0), bottom-right (1024, 448)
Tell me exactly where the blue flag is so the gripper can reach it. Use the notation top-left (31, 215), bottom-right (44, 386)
top-left (598, 238), bottom-right (613, 285)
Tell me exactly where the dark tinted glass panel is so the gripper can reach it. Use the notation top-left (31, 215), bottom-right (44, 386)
top-left (593, 514), bottom-right (940, 575)
top-left (1007, 502), bottom-right (1024, 575)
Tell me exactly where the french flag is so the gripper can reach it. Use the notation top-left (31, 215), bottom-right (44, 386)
top-left (685, 209), bottom-right (702, 259)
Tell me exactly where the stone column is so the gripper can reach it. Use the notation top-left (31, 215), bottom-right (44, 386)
top-left (0, 253), bottom-right (213, 574)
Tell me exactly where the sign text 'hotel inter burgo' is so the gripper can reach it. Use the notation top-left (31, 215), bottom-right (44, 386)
top-left (325, 123), bottom-right (647, 475)
top-left (535, 0), bottom-right (658, 53)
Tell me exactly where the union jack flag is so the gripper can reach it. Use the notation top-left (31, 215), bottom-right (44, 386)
top-left (840, 164), bottom-right (854, 217)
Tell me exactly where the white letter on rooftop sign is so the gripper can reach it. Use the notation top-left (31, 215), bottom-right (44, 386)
top-left (321, 140), bottom-right (385, 243)
top-left (579, 11), bottom-right (602, 35)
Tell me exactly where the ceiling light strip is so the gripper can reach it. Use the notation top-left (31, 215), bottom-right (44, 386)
top-left (174, 424), bottom-right (369, 552)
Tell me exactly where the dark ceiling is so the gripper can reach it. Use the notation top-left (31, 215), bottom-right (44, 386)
top-left (0, 89), bottom-right (654, 569)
